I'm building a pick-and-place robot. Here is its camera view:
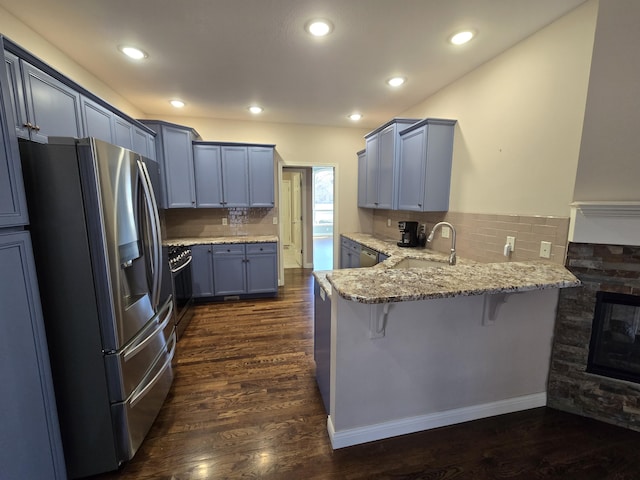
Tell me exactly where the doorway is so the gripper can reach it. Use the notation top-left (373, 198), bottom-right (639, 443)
top-left (279, 165), bottom-right (335, 273)
top-left (282, 170), bottom-right (303, 268)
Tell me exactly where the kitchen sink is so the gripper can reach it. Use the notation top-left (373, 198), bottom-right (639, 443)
top-left (390, 258), bottom-right (450, 269)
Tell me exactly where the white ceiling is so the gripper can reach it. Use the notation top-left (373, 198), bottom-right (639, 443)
top-left (0, 0), bottom-right (587, 129)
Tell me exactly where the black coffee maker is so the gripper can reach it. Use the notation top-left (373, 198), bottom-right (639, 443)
top-left (397, 221), bottom-right (419, 247)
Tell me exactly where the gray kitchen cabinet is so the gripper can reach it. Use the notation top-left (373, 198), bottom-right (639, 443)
top-left (193, 143), bottom-right (224, 207)
top-left (221, 145), bottom-right (251, 207)
top-left (0, 231), bottom-right (67, 480)
top-left (313, 278), bottom-right (331, 413)
top-left (12, 58), bottom-right (83, 143)
top-left (398, 118), bottom-right (456, 212)
top-left (362, 118), bottom-right (418, 209)
top-left (339, 235), bottom-right (361, 269)
top-left (212, 244), bottom-right (247, 296)
top-left (133, 125), bottom-right (156, 160)
top-left (0, 51), bottom-right (28, 227)
top-left (357, 149), bottom-right (366, 208)
top-left (248, 146), bottom-right (275, 207)
top-left (113, 115), bottom-right (134, 150)
top-left (191, 242), bottom-right (278, 298)
top-left (81, 96), bottom-right (114, 143)
top-left (191, 244), bottom-right (215, 298)
top-left (246, 242), bottom-right (278, 294)
top-left (141, 120), bottom-right (200, 209)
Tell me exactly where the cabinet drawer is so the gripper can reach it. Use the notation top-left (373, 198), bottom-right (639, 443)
top-left (211, 244), bottom-right (245, 255)
top-left (246, 242), bottom-right (277, 255)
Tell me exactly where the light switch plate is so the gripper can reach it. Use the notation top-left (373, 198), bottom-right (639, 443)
top-left (222, 217), bottom-right (228, 226)
top-left (272, 217), bottom-right (278, 224)
top-left (442, 226), bottom-right (450, 238)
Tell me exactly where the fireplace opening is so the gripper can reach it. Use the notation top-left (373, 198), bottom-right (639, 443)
top-left (587, 291), bottom-right (640, 384)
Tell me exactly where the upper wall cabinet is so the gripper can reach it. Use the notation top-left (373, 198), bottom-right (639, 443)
top-left (356, 149), bottom-right (366, 208)
top-left (5, 51), bottom-right (82, 143)
top-left (362, 118), bottom-right (418, 209)
top-left (248, 146), bottom-right (275, 207)
top-left (397, 118), bottom-right (456, 212)
top-left (140, 120), bottom-right (200, 209)
top-left (193, 142), bottom-right (275, 209)
top-left (3, 40), bottom-right (156, 159)
top-left (0, 41), bottom-right (28, 227)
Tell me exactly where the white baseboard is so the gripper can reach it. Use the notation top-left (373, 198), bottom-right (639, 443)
top-left (327, 392), bottom-right (547, 449)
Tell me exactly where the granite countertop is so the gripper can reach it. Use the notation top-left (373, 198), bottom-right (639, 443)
top-left (164, 235), bottom-right (278, 247)
top-left (323, 233), bottom-right (580, 304)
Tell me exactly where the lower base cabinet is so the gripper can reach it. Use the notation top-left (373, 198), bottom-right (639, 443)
top-left (191, 242), bottom-right (278, 299)
top-left (0, 231), bottom-right (67, 479)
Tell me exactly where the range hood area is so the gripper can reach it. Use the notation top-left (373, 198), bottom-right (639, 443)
top-left (548, 201), bottom-right (640, 432)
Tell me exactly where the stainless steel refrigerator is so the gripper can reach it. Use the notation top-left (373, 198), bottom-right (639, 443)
top-left (19, 137), bottom-right (175, 478)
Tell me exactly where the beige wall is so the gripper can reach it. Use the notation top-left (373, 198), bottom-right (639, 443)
top-left (0, 5), bottom-right (144, 117)
top-left (400, 0), bottom-right (598, 217)
top-left (572, 0), bottom-right (640, 201)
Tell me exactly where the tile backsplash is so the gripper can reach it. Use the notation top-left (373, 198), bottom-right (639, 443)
top-left (372, 210), bottom-right (569, 265)
top-left (164, 207), bottom-right (278, 238)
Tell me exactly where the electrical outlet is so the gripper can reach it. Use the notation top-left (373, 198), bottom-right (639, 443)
top-left (272, 217), bottom-right (278, 225)
top-left (540, 241), bottom-right (552, 258)
top-left (506, 236), bottom-right (516, 251)
top-left (222, 217), bottom-right (228, 226)
top-left (441, 226), bottom-right (450, 238)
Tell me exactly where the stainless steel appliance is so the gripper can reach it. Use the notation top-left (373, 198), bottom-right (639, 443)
top-left (168, 244), bottom-right (194, 339)
top-left (360, 245), bottom-right (379, 267)
top-left (19, 138), bottom-right (175, 479)
top-left (397, 221), bottom-right (419, 247)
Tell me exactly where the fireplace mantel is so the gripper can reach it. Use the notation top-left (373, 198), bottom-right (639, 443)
top-left (569, 201), bottom-right (640, 246)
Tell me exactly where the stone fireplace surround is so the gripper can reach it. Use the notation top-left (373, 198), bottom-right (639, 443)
top-left (547, 202), bottom-right (640, 432)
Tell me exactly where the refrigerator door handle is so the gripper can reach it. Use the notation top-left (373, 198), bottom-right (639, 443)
top-left (129, 331), bottom-right (176, 408)
top-left (137, 159), bottom-right (162, 310)
top-left (123, 298), bottom-right (173, 363)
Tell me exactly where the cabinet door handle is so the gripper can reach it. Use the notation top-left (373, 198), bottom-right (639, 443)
top-left (33, 125), bottom-right (41, 132)
top-left (23, 122), bottom-right (33, 129)
top-left (417, 203), bottom-right (422, 207)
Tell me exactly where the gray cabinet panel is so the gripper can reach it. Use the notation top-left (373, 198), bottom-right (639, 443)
top-left (376, 124), bottom-right (396, 209)
top-left (398, 119), bottom-right (456, 212)
top-left (248, 146), bottom-right (275, 207)
top-left (246, 242), bottom-right (277, 294)
top-left (0, 231), bottom-right (66, 480)
top-left (313, 279), bottom-right (330, 413)
top-left (193, 144), bottom-right (224, 207)
top-left (114, 116), bottom-right (134, 150)
top-left (3, 50), bottom-right (29, 139)
top-left (221, 146), bottom-right (250, 207)
top-left (357, 150), bottom-right (366, 208)
top-left (212, 245), bottom-right (246, 296)
top-left (81, 97), bottom-right (114, 143)
top-left (339, 235), bottom-right (360, 269)
top-left (0, 47), bottom-right (28, 227)
top-left (191, 244), bottom-right (214, 297)
top-left (132, 126), bottom-right (155, 160)
top-left (22, 61), bottom-right (83, 143)
top-left (363, 135), bottom-right (378, 208)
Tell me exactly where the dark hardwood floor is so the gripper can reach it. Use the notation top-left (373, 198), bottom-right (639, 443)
top-left (91, 268), bottom-right (640, 480)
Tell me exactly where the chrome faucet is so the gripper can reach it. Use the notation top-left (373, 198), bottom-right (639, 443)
top-left (427, 222), bottom-right (457, 265)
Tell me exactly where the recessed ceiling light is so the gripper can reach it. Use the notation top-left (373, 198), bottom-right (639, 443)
top-left (305, 19), bottom-right (333, 37)
top-left (348, 113), bottom-right (362, 121)
top-left (248, 106), bottom-right (264, 114)
top-left (118, 45), bottom-right (148, 60)
top-left (170, 100), bottom-right (185, 108)
top-left (450, 30), bottom-right (475, 45)
top-left (387, 77), bottom-right (406, 87)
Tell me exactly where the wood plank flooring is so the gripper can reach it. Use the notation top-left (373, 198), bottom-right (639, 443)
top-left (90, 269), bottom-right (640, 480)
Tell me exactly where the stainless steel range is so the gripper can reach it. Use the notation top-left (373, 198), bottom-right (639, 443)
top-left (168, 244), bottom-right (194, 339)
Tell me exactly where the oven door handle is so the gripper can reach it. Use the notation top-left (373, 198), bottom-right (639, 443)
top-left (170, 255), bottom-right (193, 274)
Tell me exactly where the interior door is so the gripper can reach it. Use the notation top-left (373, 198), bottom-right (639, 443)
top-left (291, 172), bottom-right (303, 266)
top-left (282, 179), bottom-right (292, 246)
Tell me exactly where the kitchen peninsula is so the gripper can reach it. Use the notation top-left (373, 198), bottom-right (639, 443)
top-left (315, 234), bottom-right (580, 449)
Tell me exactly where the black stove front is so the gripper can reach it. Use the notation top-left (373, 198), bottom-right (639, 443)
top-left (587, 291), bottom-right (640, 384)
top-left (168, 245), bottom-right (194, 340)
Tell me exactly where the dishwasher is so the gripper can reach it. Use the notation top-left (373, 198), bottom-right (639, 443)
top-left (360, 246), bottom-right (378, 267)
